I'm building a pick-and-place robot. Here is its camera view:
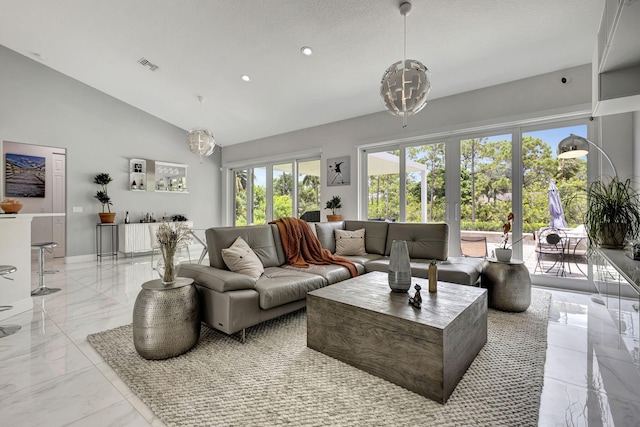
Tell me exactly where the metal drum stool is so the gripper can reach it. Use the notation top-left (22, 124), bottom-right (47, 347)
top-left (1, 265), bottom-right (22, 338)
top-left (133, 278), bottom-right (200, 360)
top-left (31, 242), bottom-right (61, 296)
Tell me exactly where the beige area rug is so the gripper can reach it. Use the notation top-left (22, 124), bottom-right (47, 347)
top-left (88, 289), bottom-right (551, 426)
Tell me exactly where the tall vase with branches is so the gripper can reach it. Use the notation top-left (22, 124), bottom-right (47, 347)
top-left (155, 222), bottom-right (192, 284)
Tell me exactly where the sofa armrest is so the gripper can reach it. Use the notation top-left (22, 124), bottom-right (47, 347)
top-left (179, 264), bottom-right (256, 293)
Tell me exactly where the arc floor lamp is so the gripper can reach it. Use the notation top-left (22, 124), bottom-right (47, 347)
top-left (557, 133), bottom-right (617, 305)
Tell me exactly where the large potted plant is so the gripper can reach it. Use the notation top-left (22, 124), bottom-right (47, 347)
top-left (585, 176), bottom-right (640, 249)
top-left (325, 195), bottom-right (342, 222)
top-left (94, 173), bottom-right (116, 223)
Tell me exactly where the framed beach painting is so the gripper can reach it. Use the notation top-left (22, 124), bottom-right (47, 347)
top-left (327, 156), bottom-right (350, 186)
top-left (5, 153), bottom-right (46, 197)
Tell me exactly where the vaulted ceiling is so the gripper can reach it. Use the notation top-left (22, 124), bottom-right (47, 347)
top-left (0, 0), bottom-right (603, 145)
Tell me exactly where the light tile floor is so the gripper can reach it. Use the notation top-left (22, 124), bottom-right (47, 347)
top-left (0, 257), bottom-right (639, 426)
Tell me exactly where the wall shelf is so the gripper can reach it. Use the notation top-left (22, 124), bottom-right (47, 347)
top-left (128, 159), bottom-right (188, 193)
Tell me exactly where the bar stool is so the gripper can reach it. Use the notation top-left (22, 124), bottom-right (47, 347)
top-left (31, 242), bottom-right (61, 296)
top-left (1, 265), bottom-right (21, 338)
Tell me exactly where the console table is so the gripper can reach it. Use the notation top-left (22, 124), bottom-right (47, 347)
top-left (96, 223), bottom-right (118, 261)
top-left (118, 221), bottom-right (193, 256)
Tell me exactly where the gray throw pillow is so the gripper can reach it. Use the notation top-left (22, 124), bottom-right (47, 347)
top-left (335, 228), bottom-right (366, 256)
top-left (221, 236), bottom-right (264, 279)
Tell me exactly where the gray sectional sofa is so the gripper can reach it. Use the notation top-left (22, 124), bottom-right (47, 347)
top-left (180, 220), bottom-right (487, 338)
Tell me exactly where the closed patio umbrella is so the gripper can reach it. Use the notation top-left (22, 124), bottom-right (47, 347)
top-left (548, 181), bottom-right (567, 228)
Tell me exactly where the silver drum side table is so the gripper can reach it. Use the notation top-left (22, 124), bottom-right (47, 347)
top-left (133, 277), bottom-right (200, 360)
top-left (483, 258), bottom-right (531, 312)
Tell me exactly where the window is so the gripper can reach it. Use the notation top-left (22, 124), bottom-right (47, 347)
top-left (273, 163), bottom-right (293, 220)
top-left (298, 159), bottom-right (321, 219)
top-left (406, 143), bottom-right (446, 222)
top-left (232, 158), bottom-right (321, 225)
top-left (367, 150), bottom-right (400, 221)
top-left (234, 169), bottom-right (248, 226)
top-left (460, 134), bottom-right (512, 233)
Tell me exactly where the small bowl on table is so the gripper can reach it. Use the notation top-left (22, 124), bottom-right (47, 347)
top-left (0, 200), bottom-right (24, 214)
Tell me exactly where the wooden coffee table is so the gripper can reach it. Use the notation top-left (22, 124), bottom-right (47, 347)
top-left (307, 271), bottom-right (487, 404)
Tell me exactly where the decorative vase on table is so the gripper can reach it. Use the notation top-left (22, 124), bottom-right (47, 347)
top-left (388, 240), bottom-right (411, 293)
top-left (157, 250), bottom-right (180, 285)
top-left (428, 262), bottom-right (437, 293)
top-left (495, 248), bottom-right (512, 263)
top-left (154, 222), bottom-right (192, 285)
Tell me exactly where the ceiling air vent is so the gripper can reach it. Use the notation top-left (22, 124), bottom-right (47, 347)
top-left (137, 57), bottom-right (159, 71)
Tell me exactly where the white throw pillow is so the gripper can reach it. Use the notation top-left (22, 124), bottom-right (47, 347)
top-left (334, 228), bottom-right (367, 256)
top-left (221, 237), bottom-right (264, 279)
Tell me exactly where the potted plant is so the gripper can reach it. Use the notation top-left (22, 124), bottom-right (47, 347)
top-left (94, 173), bottom-right (116, 223)
top-left (495, 212), bottom-right (515, 262)
top-left (325, 195), bottom-right (342, 222)
top-left (585, 176), bottom-right (640, 249)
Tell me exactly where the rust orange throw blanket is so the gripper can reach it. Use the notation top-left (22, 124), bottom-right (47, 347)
top-left (271, 217), bottom-right (358, 277)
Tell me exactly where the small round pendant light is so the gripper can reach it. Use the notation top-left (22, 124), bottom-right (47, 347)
top-left (380, 2), bottom-right (431, 127)
top-left (186, 96), bottom-right (216, 162)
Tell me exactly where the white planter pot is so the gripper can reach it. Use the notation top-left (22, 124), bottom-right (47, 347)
top-left (495, 248), bottom-right (512, 263)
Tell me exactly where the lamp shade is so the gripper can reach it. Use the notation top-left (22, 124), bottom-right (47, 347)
top-left (557, 133), bottom-right (617, 178)
top-left (380, 59), bottom-right (431, 119)
top-left (186, 128), bottom-right (216, 159)
top-left (557, 134), bottom-right (589, 159)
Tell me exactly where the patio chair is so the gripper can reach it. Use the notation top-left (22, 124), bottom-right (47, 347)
top-left (534, 227), bottom-right (566, 276)
top-left (460, 236), bottom-right (488, 258)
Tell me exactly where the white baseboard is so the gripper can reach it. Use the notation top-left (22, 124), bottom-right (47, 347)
top-left (64, 254), bottom-right (96, 264)
top-left (0, 297), bottom-right (34, 322)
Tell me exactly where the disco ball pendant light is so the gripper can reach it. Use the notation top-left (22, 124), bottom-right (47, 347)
top-left (186, 95), bottom-right (216, 162)
top-left (380, 1), bottom-right (431, 128)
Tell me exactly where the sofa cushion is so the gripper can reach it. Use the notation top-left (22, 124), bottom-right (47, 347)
top-left (179, 263), bottom-right (257, 293)
top-left (364, 256), bottom-right (484, 287)
top-left (341, 253), bottom-right (383, 266)
top-left (438, 257), bottom-right (487, 287)
top-left (270, 224), bottom-right (287, 266)
top-left (344, 220), bottom-right (389, 255)
top-left (385, 222), bottom-right (448, 260)
top-left (256, 267), bottom-right (327, 309)
top-left (335, 228), bottom-right (367, 256)
top-left (282, 263), bottom-right (364, 285)
top-left (207, 225), bottom-right (281, 269)
top-left (221, 237), bottom-right (264, 279)
top-left (314, 221), bottom-right (345, 253)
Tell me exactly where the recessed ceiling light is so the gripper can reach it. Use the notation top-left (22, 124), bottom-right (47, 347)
top-left (240, 75), bottom-right (251, 82)
top-left (300, 46), bottom-right (313, 56)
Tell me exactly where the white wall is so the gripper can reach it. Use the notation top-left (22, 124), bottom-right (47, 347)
top-left (0, 45), bottom-right (222, 258)
top-left (223, 64), bottom-right (598, 223)
top-left (634, 111), bottom-right (640, 188)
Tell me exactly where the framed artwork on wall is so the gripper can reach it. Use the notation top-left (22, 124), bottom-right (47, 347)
top-left (5, 153), bottom-right (46, 197)
top-left (327, 156), bottom-right (350, 186)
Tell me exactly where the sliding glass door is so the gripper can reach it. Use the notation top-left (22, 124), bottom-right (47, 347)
top-left (521, 124), bottom-right (588, 280)
top-left (460, 134), bottom-right (512, 249)
top-left (361, 119), bottom-right (590, 286)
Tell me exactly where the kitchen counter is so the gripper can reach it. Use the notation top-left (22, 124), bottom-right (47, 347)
top-left (0, 215), bottom-right (35, 321)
